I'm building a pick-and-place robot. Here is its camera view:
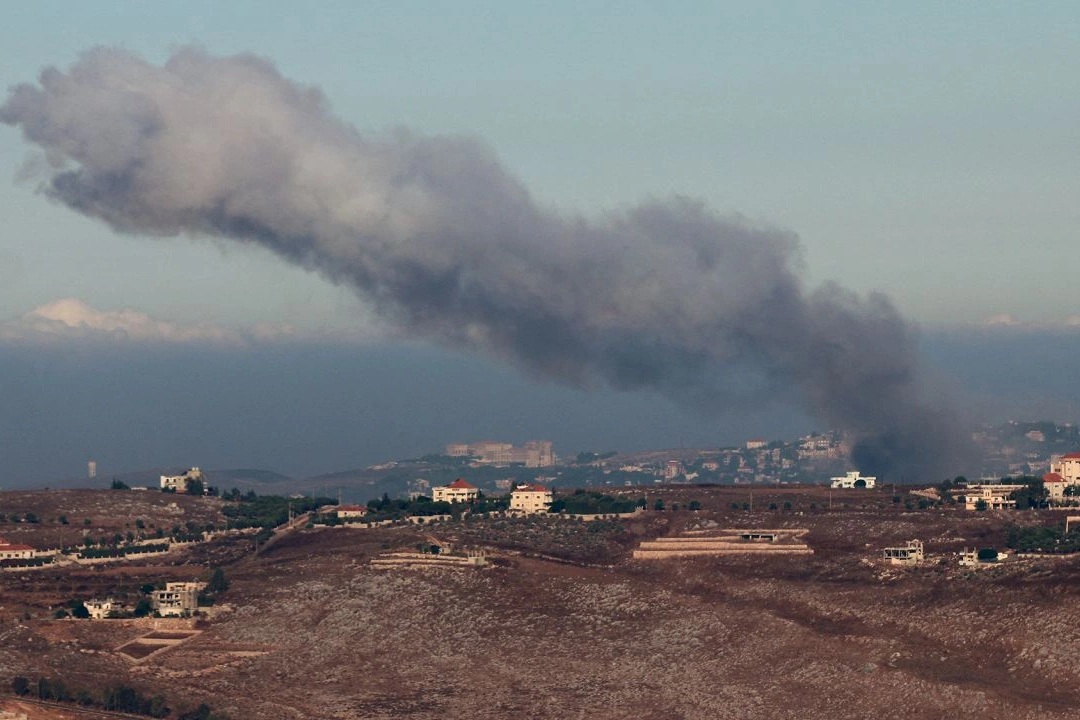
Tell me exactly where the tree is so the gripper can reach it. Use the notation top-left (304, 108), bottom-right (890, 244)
top-left (58, 515), bottom-right (69, 525)
top-left (974, 499), bottom-right (989, 512)
top-left (977, 547), bottom-right (999, 562)
top-left (12, 677), bottom-right (29, 696)
top-left (133, 598), bottom-right (154, 617)
top-left (653, 499), bottom-right (665, 511)
top-left (110, 479), bottom-right (130, 490)
top-left (185, 478), bottom-right (205, 496)
top-left (1011, 477), bottom-right (1048, 509)
top-left (70, 602), bottom-right (90, 619)
top-left (207, 567), bottom-right (229, 594)
top-left (688, 500), bottom-right (702, 511)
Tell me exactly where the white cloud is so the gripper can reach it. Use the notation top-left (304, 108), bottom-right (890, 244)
top-left (0, 298), bottom-right (243, 344)
top-left (981, 313), bottom-right (1020, 327)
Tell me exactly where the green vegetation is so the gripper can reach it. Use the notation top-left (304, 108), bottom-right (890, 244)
top-left (77, 543), bottom-right (169, 559)
top-left (977, 547), bottom-right (999, 561)
top-left (355, 492), bottom-right (510, 522)
top-left (10, 673), bottom-right (226, 718)
top-left (110, 479), bottom-right (130, 490)
top-left (221, 492), bottom-right (335, 529)
top-left (549, 490), bottom-right (641, 515)
top-left (1006, 523), bottom-right (1080, 553)
top-left (1009, 476), bottom-right (1049, 509)
top-left (207, 566), bottom-right (229, 594)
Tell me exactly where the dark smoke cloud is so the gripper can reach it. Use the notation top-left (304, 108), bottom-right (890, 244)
top-left (1, 47), bottom-right (974, 480)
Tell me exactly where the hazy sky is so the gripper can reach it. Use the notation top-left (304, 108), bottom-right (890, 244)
top-left (2, 1), bottom-right (1077, 330)
top-left (1, 3), bottom-right (1078, 484)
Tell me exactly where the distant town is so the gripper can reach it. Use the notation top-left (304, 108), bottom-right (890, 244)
top-left (340, 419), bottom-right (1080, 499)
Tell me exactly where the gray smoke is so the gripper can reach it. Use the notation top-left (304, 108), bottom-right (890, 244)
top-left (1, 47), bottom-right (973, 481)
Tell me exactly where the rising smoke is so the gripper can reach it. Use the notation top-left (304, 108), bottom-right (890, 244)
top-left (1, 47), bottom-right (973, 480)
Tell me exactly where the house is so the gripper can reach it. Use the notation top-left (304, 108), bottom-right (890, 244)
top-left (1045, 464), bottom-right (1080, 502)
top-left (959, 483), bottom-right (1025, 510)
top-left (883, 540), bottom-right (924, 565)
top-left (830, 471), bottom-right (876, 489)
top-left (432, 478), bottom-right (480, 503)
top-left (160, 467), bottom-right (206, 493)
top-left (1050, 452), bottom-right (1080, 483)
top-left (152, 582), bottom-right (203, 617)
top-left (85, 598), bottom-right (120, 619)
top-left (0, 537), bottom-right (35, 560)
top-left (336, 505), bottom-right (368, 519)
top-left (510, 484), bottom-right (552, 514)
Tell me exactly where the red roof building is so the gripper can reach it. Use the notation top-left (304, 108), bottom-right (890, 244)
top-left (433, 478), bottom-right (480, 503)
top-left (0, 537), bottom-right (36, 560)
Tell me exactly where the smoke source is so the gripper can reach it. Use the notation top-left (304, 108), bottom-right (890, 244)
top-left (1, 47), bottom-right (972, 481)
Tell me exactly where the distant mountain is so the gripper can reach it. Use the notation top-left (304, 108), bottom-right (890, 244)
top-left (211, 468), bottom-right (294, 485)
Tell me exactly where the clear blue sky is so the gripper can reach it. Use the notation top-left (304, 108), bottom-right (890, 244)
top-left (2, 1), bottom-right (1077, 330)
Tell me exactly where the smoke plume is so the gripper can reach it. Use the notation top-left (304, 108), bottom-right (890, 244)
top-left (1, 47), bottom-right (972, 480)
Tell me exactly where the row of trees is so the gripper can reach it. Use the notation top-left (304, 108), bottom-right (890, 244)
top-left (549, 491), bottom-right (643, 515)
top-left (11, 675), bottom-right (228, 719)
top-left (222, 493), bottom-right (335, 529)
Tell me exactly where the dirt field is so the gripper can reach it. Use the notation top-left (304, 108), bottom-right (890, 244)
top-left (0, 486), bottom-right (1078, 719)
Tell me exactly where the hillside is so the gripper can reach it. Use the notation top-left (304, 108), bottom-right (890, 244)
top-left (0, 486), bottom-right (1078, 719)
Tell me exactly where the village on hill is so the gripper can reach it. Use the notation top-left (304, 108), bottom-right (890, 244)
top-left (1, 422), bottom-right (1080, 718)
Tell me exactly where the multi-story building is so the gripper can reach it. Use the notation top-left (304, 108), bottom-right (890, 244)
top-left (160, 467), bottom-right (205, 493)
top-left (882, 540), bottom-right (924, 565)
top-left (444, 441), bottom-right (556, 467)
top-left (959, 483), bottom-right (1025, 511)
top-left (522, 441), bottom-right (555, 468)
top-left (432, 478), bottom-right (480, 503)
top-left (1049, 453), bottom-right (1080, 483)
top-left (152, 582), bottom-right (203, 617)
top-left (510, 484), bottom-right (552, 514)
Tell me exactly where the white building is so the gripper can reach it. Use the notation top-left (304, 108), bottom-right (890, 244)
top-left (85, 598), bottom-right (120, 619)
top-left (830, 471), bottom-right (876, 489)
top-left (0, 538), bottom-right (35, 560)
top-left (960, 483), bottom-right (1025, 510)
top-left (432, 478), bottom-right (480, 503)
top-left (152, 582), bottom-right (203, 617)
top-left (335, 505), bottom-right (368, 519)
top-left (160, 467), bottom-right (206, 493)
top-left (510, 484), bottom-right (553, 514)
top-left (1049, 453), bottom-right (1080, 485)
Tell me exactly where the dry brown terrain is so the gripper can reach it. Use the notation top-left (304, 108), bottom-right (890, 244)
top-left (1, 487), bottom-right (1078, 719)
